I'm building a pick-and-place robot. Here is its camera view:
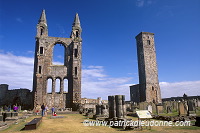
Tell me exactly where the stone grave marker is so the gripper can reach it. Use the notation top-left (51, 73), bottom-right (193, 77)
top-left (156, 105), bottom-right (163, 114)
top-left (178, 102), bottom-right (188, 116)
top-left (147, 105), bottom-right (152, 113)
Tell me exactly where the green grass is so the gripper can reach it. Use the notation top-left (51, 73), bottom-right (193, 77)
top-left (159, 112), bottom-right (179, 116)
top-left (1, 114), bottom-right (200, 133)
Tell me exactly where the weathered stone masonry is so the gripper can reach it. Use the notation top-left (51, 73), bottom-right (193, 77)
top-left (32, 10), bottom-right (82, 110)
top-left (130, 32), bottom-right (162, 104)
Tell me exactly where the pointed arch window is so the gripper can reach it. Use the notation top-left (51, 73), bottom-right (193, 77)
top-left (53, 43), bottom-right (65, 65)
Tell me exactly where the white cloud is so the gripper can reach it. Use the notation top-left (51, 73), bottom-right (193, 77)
top-left (0, 52), bottom-right (34, 89)
top-left (160, 81), bottom-right (200, 98)
top-left (0, 52), bottom-right (199, 101)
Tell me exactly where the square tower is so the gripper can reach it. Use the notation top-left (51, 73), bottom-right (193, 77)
top-left (131, 32), bottom-right (161, 103)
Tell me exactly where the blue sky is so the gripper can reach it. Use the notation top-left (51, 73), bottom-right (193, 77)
top-left (0, 0), bottom-right (200, 100)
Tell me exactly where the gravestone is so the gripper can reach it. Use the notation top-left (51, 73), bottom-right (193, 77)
top-left (101, 105), bottom-right (108, 117)
top-left (139, 102), bottom-right (149, 110)
top-left (94, 104), bottom-right (108, 119)
top-left (147, 105), bottom-right (152, 113)
top-left (18, 106), bottom-right (21, 112)
top-left (12, 112), bottom-right (18, 117)
top-left (96, 105), bottom-right (101, 115)
top-left (156, 105), bottom-right (163, 114)
top-left (188, 100), bottom-right (195, 111)
top-left (6, 112), bottom-right (11, 118)
top-left (167, 106), bottom-right (172, 113)
top-left (151, 103), bottom-right (157, 114)
top-left (178, 102), bottom-right (188, 116)
top-left (86, 108), bottom-right (94, 117)
top-left (0, 115), bottom-right (3, 123)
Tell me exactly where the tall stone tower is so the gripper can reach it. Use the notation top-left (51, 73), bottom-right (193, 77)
top-left (32, 10), bottom-right (82, 110)
top-left (130, 32), bottom-right (161, 104)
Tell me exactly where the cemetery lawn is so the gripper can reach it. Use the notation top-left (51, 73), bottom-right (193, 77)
top-left (1, 114), bottom-right (200, 133)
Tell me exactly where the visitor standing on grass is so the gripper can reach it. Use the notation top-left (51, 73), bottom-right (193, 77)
top-left (41, 104), bottom-right (45, 117)
top-left (51, 106), bottom-right (55, 115)
top-left (13, 105), bottom-right (18, 112)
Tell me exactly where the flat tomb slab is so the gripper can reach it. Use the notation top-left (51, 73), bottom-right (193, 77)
top-left (50, 116), bottom-right (65, 119)
top-left (24, 117), bottom-right (42, 130)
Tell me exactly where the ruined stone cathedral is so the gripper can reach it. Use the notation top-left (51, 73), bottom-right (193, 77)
top-left (32, 10), bottom-right (82, 110)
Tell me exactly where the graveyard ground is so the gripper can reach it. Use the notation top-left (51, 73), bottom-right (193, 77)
top-left (1, 113), bottom-right (200, 133)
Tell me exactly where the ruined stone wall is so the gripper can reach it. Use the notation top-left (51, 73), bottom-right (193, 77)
top-left (130, 84), bottom-right (140, 103)
top-left (32, 11), bottom-right (82, 110)
top-left (0, 84), bottom-right (8, 105)
top-left (0, 84), bottom-right (33, 110)
top-left (81, 98), bottom-right (108, 104)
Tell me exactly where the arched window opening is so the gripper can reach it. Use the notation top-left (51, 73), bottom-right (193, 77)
top-left (53, 43), bottom-right (65, 65)
top-left (64, 79), bottom-right (68, 93)
top-left (55, 78), bottom-right (61, 93)
top-left (152, 86), bottom-right (154, 91)
top-left (47, 78), bottom-right (52, 93)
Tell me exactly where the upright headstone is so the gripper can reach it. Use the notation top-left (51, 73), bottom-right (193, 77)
top-left (101, 105), bottom-right (108, 117)
top-left (156, 105), bottom-right (163, 114)
top-left (178, 102), bottom-right (188, 116)
top-left (96, 104), bottom-right (102, 115)
top-left (147, 105), bottom-right (152, 113)
top-left (167, 106), bottom-right (172, 113)
top-left (0, 115), bottom-right (3, 123)
top-left (188, 100), bottom-right (195, 111)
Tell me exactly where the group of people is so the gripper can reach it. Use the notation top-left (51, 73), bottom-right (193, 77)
top-left (35, 104), bottom-right (57, 117)
top-left (2, 105), bottom-right (18, 112)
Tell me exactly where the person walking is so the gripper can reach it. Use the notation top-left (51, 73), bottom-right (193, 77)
top-left (51, 106), bottom-right (55, 116)
top-left (41, 104), bottom-right (45, 117)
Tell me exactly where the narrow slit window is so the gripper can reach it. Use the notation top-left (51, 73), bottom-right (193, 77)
top-left (75, 49), bottom-right (78, 57)
top-left (40, 47), bottom-right (44, 54)
top-left (40, 28), bottom-right (43, 35)
top-left (75, 67), bottom-right (77, 76)
top-left (39, 66), bottom-right (42, 74)
top-left (76, 31), bottom-right (79, 37)
top-left (147, 40), bottom-right (150, 45)
top-left (152, 86), bottom-right (154, 91)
